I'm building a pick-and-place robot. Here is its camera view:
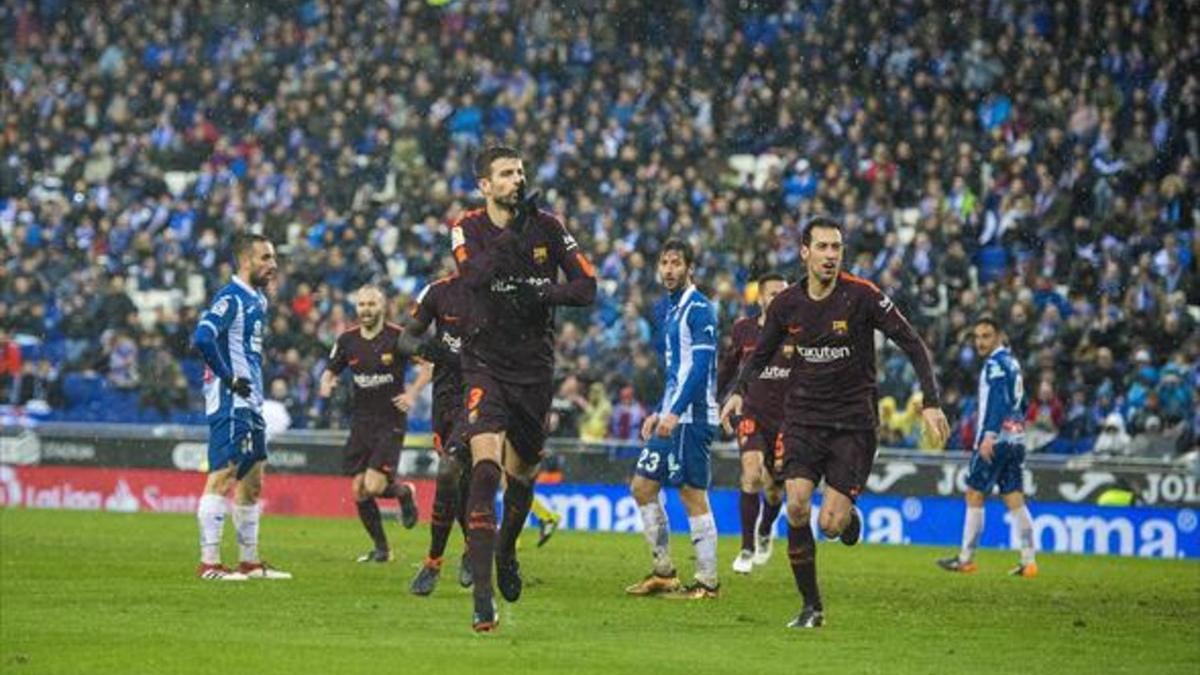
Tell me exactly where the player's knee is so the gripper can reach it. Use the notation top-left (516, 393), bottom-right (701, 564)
top-left (786, 501), bottom-right (810, 526)
top-left (630, 477), bottom-right (657, 504)
top-left (437, 456), bottom-right (463, 485)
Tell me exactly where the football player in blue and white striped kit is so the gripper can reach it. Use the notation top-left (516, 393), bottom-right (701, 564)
top-left (625, 239), bottom-right (722, 599)
top-left (190, 233), bottom-right (291, 581)
top-left (938, 317), bottom-right (1038, 577)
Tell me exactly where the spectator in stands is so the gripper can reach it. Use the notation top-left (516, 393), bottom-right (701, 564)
top-left (262, 378), bottom-right (293, 440)
top-left (547, 374), bottom-right (588, 439)
top-left (104, 331), bottom-right (139, 391)
top-left (1093, 413), bottom-right (1132, 457)
top-left (139, 334), bottom-right (187, 416)
top-left (93, 274), bottom-right (139, 333)
top-left (1026, 379), bottom-right (1065, 452)
top-left (579, 381), bottom-right (612, 442)
top-left (609, 384), bottom-right (647, 442)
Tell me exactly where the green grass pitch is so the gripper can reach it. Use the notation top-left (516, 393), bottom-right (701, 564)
top-left (2, 508), bottom-right (1197, 674)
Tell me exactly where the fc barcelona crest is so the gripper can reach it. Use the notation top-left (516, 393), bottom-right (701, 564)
top-left (533, 245), bottom-right (549, 264)
top-left (832, 320), bottom-right (848, 335)
top-left (381, 353), bottom-right (394, 365)
top-left (782, 344), bottom-right (795, 358)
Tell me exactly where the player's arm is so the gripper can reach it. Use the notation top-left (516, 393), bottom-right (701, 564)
top-left (976, 362), bottom-right (1012, 445)
top-left (319, 333), bottom-right (349, 398)
top-left (450, 221), bottom-right (520, 291)
top-left (540, 220), bottom-right (597, 306)
top-left (872, 290), bottom-right (950, 444)
top-left (732, 301), bottom-right (785, 396)
top-left (715, 323), bottom-right (742, 400)
top-left (657, 306), bottom-right (717, 436)
top-left (873, 292), bottom-right (942, 407)
top-left (396, 360), bottom-right (434, 414)
top-left (191, 294), bottom-right (237, 385)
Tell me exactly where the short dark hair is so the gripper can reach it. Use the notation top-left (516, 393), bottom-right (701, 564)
top-left (801, 215), bottom-right (843, 247)
top-left (974, 315), bottom-right (1002, 332)
top-left (757, 272), bottom-right (786, 286)
top-left (233, 233), bottom-right (270, 262)
top-left (659, 238), bottom-right (694, 267)
top-left (474, 145), bottom-right (522, 180)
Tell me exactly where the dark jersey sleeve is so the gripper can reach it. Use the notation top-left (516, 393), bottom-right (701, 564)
top-left (408, 282), bottom-right (438, 335)
top-left (716, 321), bottom-right (745, 399)
top-left (326, 332), bottom-right (350, 375)
top-left (869, 289), bottom-right (942, 408)
top-left (734, 298), bottom-right (787, 396)
top-left (542, 217), bottom-right (597, 306)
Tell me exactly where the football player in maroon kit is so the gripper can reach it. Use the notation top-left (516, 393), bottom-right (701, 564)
top-left (319, 285), bottom-right (418, 563)
top-left (716, 273), bottom-right (788, 574)
top-left (450, 146), bottom-right (596, 632)
top-left (724, 216), bottom-right (950, 629)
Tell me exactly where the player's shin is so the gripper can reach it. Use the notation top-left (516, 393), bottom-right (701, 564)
top-left (759, 494), bottom-right (783, 536)
top-left (197, 494), bottom-right (228, 565)
top-left (739, 491), bottom-right (759, 553)
top-left (232, 501), bottom-right (261, 563)
top-left (466, 460), bottom-right (502, 601)
top-left (356, 498), bottom-right (389, 552)
top-left (787, 522), bottom-right (822, 610)
top-left (688, 512), bottom-right (719, 586)
top-left (638, 502), bottom-right (673, 575)
top-left (1011, 505), bottom-right (1036, 564)
top-left (959, 505), bottom-right (985, 563)
top-left (497, 477), bottom-right (533, 561)
top-left (428, 471), bottom-right (461, 560)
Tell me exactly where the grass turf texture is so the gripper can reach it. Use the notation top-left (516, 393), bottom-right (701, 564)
top-left (2, 508), bottom-right (1197, 674)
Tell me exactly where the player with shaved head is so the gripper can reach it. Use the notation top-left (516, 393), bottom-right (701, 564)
top-left (319, 284), bottom-right (418, 563)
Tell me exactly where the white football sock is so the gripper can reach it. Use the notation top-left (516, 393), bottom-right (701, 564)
top-left (639, 502), bottom-right (673, 575)
top-left (959, 506), bottom-right (984, 564)
top-left (233, 502), bottom-right (261, 564)
top-left (688, 512), bottom-right (718, 586)
top-left (197, 494), bottom-right (227, 565)
top-left (1011, 505), bottom-right (1036, 565)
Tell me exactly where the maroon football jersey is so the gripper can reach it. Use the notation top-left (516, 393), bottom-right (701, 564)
top-left (326, 323), bottom-right (408, 427)
top-left (736, 272), bottom-right (941, 431)
top-left (450, 207), bottom-right (596, 384)
top-left (717, 316), bottom-right (794, 430)
top-left (410, 274), bottom-right (469, 410)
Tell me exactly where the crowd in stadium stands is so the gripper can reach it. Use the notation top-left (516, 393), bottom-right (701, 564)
top-left (1, 0), bottom-right (1197, 457)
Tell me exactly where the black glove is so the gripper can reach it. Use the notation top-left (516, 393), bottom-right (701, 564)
top-left (227, 377), bottom-right (252, 398)
top-left (510, 185), bottom-right (541, 237)
top-left (501, 280), bottom-right (547, 315)
top-left (416, 337), bottom-right (456, 366)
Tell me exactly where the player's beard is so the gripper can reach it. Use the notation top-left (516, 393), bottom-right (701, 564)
top-left (250, 268), bottom-right (274, 288)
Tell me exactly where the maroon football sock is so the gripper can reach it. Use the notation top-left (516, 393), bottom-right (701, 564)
top-left (466, 461), bottom-right (501, 600)
top-left (356, 498), bottom-right (388, 552)
top-left (787, 521), bottom-right (822, 610)
top-left (739, 490), bottom-right (760, 552)
top-left (428, 471), bottom-right (461, 560)
top-left (497, 476), bottom-right (533, 561)
top-left (758, 496), bottom-right (783, 537)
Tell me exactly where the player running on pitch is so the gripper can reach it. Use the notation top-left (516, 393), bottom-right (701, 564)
top-left (319, 284), bottom-right (419, 564)
top-left (724, 216), bottom-right (950, 628)
top-left (451, 145), bottom-right (596, 632)
top-left (716, 272), bottom-right (789, 574)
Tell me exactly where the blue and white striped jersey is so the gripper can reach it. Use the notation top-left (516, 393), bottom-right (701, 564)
top-left (975, 345), bottom-right (1026, 448)
top-left (192, 276), bottom-right (268, 420)
top-left (655, 285), bottom-right (719, 426)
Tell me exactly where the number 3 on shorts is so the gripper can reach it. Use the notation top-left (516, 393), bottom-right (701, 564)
top-left (637, 447), bottom-right (660, 474)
